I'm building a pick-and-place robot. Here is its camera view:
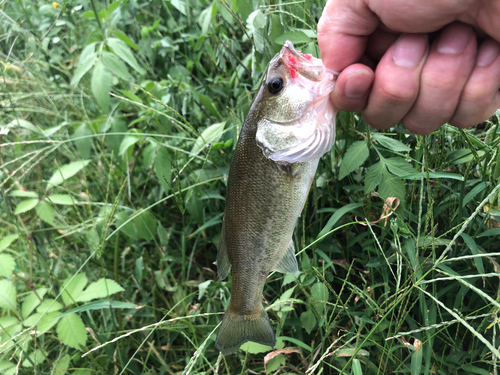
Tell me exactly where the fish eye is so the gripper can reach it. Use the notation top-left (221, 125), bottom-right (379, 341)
top-left (268, 77), bottom-right (284, 95)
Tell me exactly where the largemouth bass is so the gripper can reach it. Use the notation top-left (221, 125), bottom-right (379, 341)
top-left (215, 41), bottom-right (337, 355)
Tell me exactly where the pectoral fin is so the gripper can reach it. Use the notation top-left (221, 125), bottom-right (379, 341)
top-left (274, 240), bottom-right (299, 275)
top-left (217, 221), bottom-right (231, 280)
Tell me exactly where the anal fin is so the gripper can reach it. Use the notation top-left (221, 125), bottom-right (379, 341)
top-left (217, 220), bottom-right (231, 280)
top-left (274, 240), bottom-right (299, 275)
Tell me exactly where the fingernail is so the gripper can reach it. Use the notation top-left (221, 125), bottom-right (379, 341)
top-left (476, 41), bottom-right (500, 67)
top-left (345, 70), bottom-right (372, 99)
top-left (392, 34), bottom-right (427, 68)
top-left (436, 25), bottom-right (470, 54)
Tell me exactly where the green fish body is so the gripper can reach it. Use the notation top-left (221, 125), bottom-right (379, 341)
top-left (215, 41), bottom-right (337, 355)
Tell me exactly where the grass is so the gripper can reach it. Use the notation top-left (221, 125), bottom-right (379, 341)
top-left (1, 0), bottom-right (500, 374)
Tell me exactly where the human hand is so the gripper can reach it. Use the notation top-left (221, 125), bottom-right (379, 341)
top-left (317, 0), bottom-right (500, 135)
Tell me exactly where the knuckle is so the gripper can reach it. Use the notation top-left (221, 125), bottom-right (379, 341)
top-left (377, 79), bottom-right (417, 104)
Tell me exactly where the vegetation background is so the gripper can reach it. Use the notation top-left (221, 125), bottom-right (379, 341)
top-left (1, 0), bottom-right (500, 373)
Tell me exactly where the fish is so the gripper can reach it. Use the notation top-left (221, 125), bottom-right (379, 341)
top-left (215, 40), bottom-right (337, 355)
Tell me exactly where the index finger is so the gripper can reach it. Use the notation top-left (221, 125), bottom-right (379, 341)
top-left (318, 0), bottom-right (380, 71)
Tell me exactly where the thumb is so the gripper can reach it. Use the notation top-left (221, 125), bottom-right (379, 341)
top-left (318, 0), bottom-right (380, 71)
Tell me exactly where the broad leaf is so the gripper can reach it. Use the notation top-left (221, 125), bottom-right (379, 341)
top-left (14, 199), bottom-right (39, 214)
top-left (22, 349), bottom-right (46, 367)
top-left (8, 190), bottom-right (38, 198)
top-left (75, 278), bottom-right (124, 302)
top-left (339, 141), bottom-right (369, 179)
top-left (47, 160), bottom-right (90, 189)
top-left (102, 51), bottom-right (132, 80)
top-left (384, 157), bottom-right (417, 177)
top-left (61, 273), bottom-right (88, 306)
top-left (311, 282), bottom-right (329, 314)
top-left (73, 123), bottom-right (93, 159)
top-left (22, 288), bottom-right (48, 318)
top-left (107, 38), bottom-right (145, 74)
top-left (154, 146), bottom-right (172, 194)
top-left (274, 31), bottom-right (312, 45)
top-left (0, 234), bottom-right (19, 252)
top-left (378, 172), bottom-right (405, 203)
top-left (36, 200), bottom-right (55, 224)
top-left (372, 134), bottom-right (411, 152)
top-left (37, 299), bottom-right (63, 313)
top-left (0, 280), bottom-right (17, 311)
top-left (364, 161), bottom-right (384, 193)
top-left (191, 121), bottom-right (226, 155)
top-left (91, 60), bottom-right (113, 113)
top-left (300, 309), bottom-right (316, 334)
top-left (23, 311), bottom-right (61, 332)
top-left (0, 317), bottom-right (21, 345)
top-left (71, 43), bottom-right (98, 86)
top-left (0, 254), bottom-right (16, 277)
top-left (133, 210), bottom-right (157, 240)
top-left (57, 313), bottom-right (87, 350)
top-left (118, 130), bottom-right (142, 156)
top-left (53, 354), bottom-right (71, 375)
top-left (47, 194), bottom-right (76, 205)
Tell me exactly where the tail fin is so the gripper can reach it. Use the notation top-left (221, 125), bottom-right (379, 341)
top-left (215, 307), bottom-right (276, 355)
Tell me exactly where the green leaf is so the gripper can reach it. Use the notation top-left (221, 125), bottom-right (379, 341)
top-left (119, 130), bottom-right (143, 156)
top-left (6, 119), bottom-right (42, 133)
top-left (22, 349), bottom-right (46, 368)
top-left (22, 288), bottom-right (48, 318)
top-left (0, 361), bottom-right (15, 372)
top-left (170, 0), bottom-right (187, 15)
top-left (462, 182), bottom-right (488, 207)
top-left (8, 190), bottom-right (38, 198)
top-left (300, 309), bottom-right (317, 334)
top-left (118, 89), bottom-right (143, 103)
top-left (317, 203), bottom-right (363, 239)
top-left (384, 157), bottom-right (417, 177)
top-left (37, 299), bottom-right (63, 313)
top-left (477, 228), bottom-right (500, 238)
top-left (133, 210), bottom-right (158, 240)
top-left (0, 280), bottom-right (17, 311)
top-left (198, 93), bottom-right (221, 119)
top-left (91, 60), bottom-right (113, 113)
top-left (61, 273), bottom-right (88, 306)
top-left (460, 233), bottom-right (485, 274)
top-left (0, 234), bottom-right (19, 252)
top-left (57, 313), bottom-right (87, 350)
top-left (274, 31), bottom-right (312, 45)
top-left (311, 282), bottom-right (329, 314)
top-left (47, 160), bottom-right (90, 189)
top-left (378, 172), bottom-right (405, 202)
top-left (53, 354), bottom-right (71, 375)
top-left (109, 29), bottom-right (140, 50)
top-left (364, 161), bottom-right (384, 193)
top-left (266, 353), bottom-right (285, 374)
top-left (0, 317), bottom-right (21, 346)
top-left (73, 123), bottom-right (93, 159)
top-left (191, 121), bottom-right (226, 155)
top-left (339, 141), bottom-right (369, 179)
top-left (400, 172), bottom-right (464, 181)
top-left (23, 311), bottom-right (61, 332)
top-left (0, 254), bottom-right (15, 277)
top-left (372, 133), bottom-right (411, 152)
top-left (36, 200), bottom-right (55, 224)
top-left (47, 194), bottom-right (76, 205)
top-left (14, 199), bottom-right (39, 214)
top-left (75, 278), bottom-right (124, 302)
top-left (55, 300), bottom-right (137, 319)
top-left (198, 1), bottom-right (216, 35)
top-left (107, 38), bottom-right (145, 74)
top-left (71, 43), bottom-right (98, 86)
top-left (154, 146), bottom-right (172, 194)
